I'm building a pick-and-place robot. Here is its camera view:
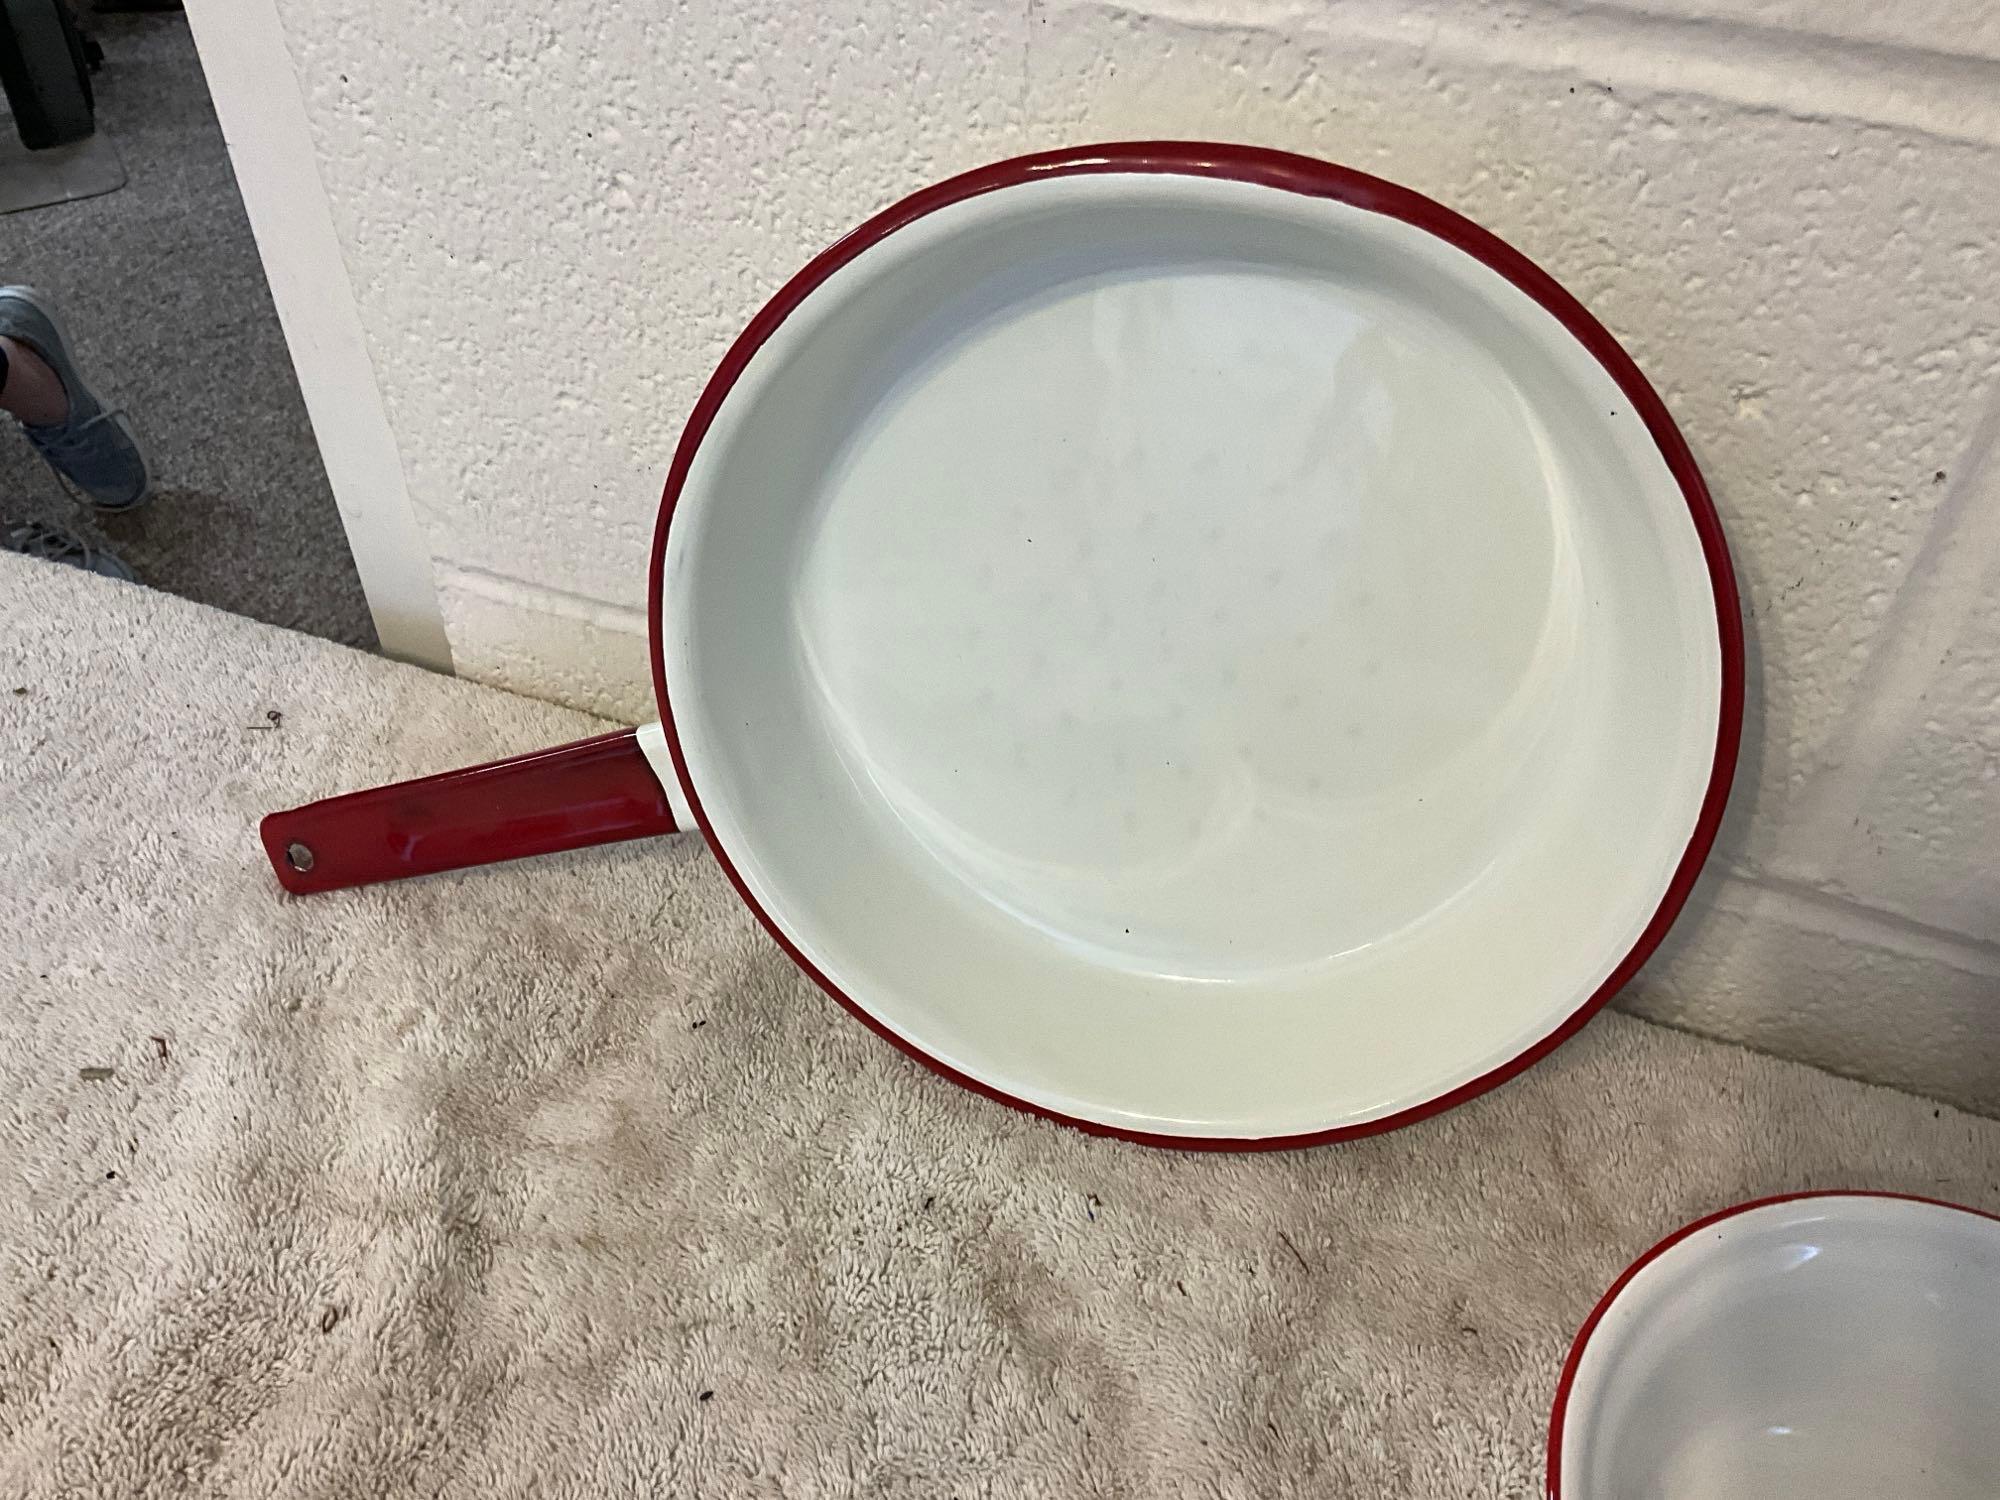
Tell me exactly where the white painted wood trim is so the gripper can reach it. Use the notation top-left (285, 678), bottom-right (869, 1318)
top-left (182, 0), bottom-right (451, 670)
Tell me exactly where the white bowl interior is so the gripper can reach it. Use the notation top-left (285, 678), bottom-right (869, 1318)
top-left (661, 171), bottom-right (1721, 1138)
top-left (1562, 1196), bottom-right (2000, 1500)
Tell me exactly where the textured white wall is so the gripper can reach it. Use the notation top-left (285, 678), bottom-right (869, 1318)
top-left (230, 0), bottom-right (2000, 1109)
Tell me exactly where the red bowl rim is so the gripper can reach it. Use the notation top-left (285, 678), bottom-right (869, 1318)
top-left (1544, 1188), bottom-right (2000, 1498)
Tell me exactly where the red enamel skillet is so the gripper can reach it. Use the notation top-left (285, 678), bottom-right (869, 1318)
top-left (262, 143), bottom-right (1741, 1149)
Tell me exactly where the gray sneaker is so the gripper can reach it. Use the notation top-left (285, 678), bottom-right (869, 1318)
top-left (0, 287), bottom-right (152, 511)
top-left (3, 519), bottom-right (135, 581)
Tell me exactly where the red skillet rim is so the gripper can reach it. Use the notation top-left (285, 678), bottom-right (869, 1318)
top-left (646, 140), bottom-right (1746, 1152)
top-left (1543, 1189), bottom-right (2000, 1498)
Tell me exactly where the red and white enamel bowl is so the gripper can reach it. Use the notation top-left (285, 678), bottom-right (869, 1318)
top-left (262, 142), bottom-right (1742, 1149)
top-left (1550, 1192), bottom-right (2000, 1499)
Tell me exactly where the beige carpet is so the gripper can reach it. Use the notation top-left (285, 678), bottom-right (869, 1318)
top-left (5, 552), bottom-right (1999, 1499)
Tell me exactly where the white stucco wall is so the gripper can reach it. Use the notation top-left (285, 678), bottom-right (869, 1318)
top-left (194, 0), bottom-right (2000, 1112)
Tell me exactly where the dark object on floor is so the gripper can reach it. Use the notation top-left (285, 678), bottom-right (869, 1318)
top-left (3, 517), bottom-right (133, 579)
top-left (0, 285), bottom-right (156, 510)
top-left (1, 0), bottom-right (96, 149)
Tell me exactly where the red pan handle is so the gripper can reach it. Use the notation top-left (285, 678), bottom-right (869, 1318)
top-left (259, 727), bottom-right (682, 895)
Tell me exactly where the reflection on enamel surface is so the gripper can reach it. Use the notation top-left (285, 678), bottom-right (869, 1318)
top-left (1565, 1197), bottom-right (2000, 1500)
top-left (798, 261), bottom-right (1583, 980)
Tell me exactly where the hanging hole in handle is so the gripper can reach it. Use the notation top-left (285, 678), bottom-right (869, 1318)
top-left (285, 841), bottom-right (315, 873)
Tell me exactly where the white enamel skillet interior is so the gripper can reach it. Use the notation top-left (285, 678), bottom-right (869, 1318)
top-left (1549, 1192), bottom-right (2000, 1499)
top-left (647, 143), bottom-right (1741, 1147)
